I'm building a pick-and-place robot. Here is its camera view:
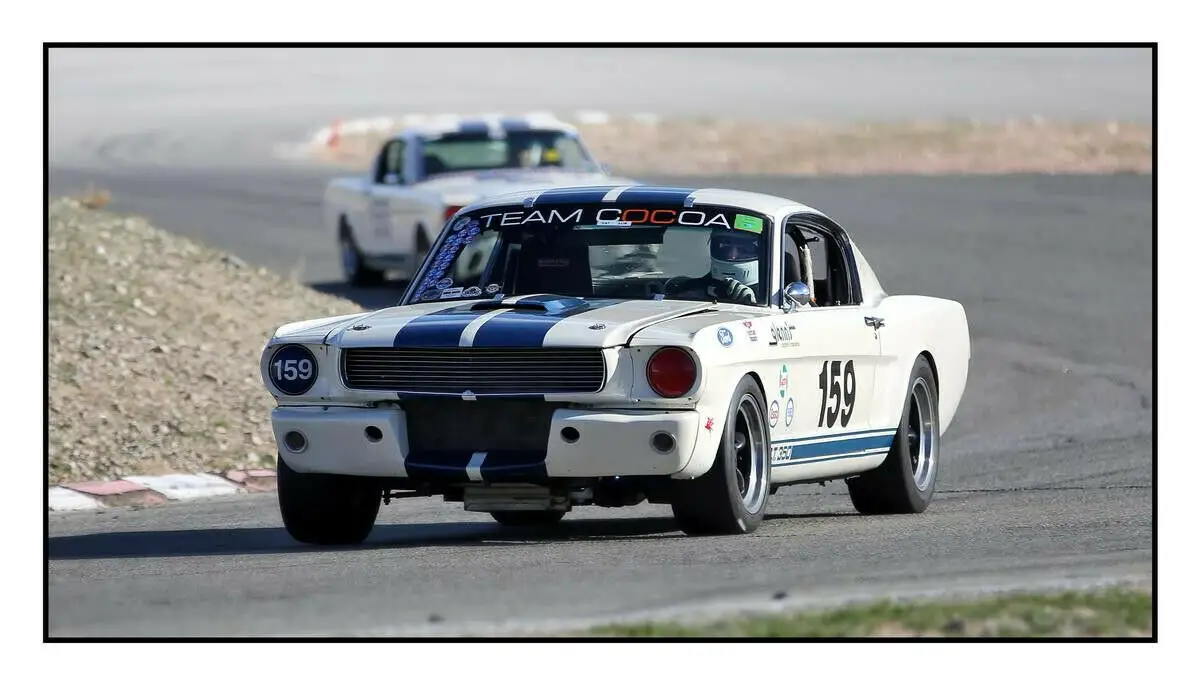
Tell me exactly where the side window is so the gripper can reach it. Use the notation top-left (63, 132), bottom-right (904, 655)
top-left (783, 216), bottom-right (857, 307)
top-left (373, 140), bottom-right (406, 185)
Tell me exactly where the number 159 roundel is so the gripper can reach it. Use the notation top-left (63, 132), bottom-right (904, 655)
top-left (259, 185), bottom-right (971, 546)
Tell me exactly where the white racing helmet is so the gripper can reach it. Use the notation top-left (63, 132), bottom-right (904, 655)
top-left (709, 231), bottom-right (760, 286)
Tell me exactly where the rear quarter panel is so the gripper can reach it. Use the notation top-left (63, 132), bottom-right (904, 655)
top-left (873, 295), bottom-right (971, 435)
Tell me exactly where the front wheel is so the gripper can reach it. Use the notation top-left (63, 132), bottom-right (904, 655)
top-left (670, 375), bottom-right (772, 535)
top-left (277, 456), bottom-right (382, 545)
top-left (846, 356), bottom-right (940, 515)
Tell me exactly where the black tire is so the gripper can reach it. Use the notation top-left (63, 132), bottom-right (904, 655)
top-left (277, 455), bottom-right (382, 545)
top-left (489, 510), bottom-right (566, 527)
top-left (670, 375), bottom-right (772, 535)
top-left (339, 219), bottom-right (385, 287)
top-left (846, 356), bottom-right (940, 515)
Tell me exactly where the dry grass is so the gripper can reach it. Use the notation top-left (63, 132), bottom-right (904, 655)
top-left (47, 196), bottom-right (365, 485)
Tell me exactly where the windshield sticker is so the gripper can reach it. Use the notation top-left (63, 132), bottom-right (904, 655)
top-left (485, 283), bottom-right (501, 294)
top-left (733, 214), bottom-right (764, 234)
top-left (462, 286), bottom-right (482, 297)
top-left (435, 277), bottom-right (453, 289)
top-left (439, 287), bottom-right (464, 299)
top-left (413, 219), bottom-right (483, 296)
top-left (472, 207), bottom-right (744, 230)
top-left (420, 288), bottom-right (440, 302)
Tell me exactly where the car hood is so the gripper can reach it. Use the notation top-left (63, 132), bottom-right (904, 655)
top-left (328, 296), bottom-right (735, 349)
top-left (417, 170), bottom-right (639, 204)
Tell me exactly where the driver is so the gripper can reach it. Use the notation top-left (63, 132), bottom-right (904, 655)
top-left (667, 231), bottom-right (760, 305)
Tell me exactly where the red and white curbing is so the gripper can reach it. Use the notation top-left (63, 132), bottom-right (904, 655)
top-left (284, 110), bottom-right (663, 157)
top-left (48, 469), bottom-right (278, 512)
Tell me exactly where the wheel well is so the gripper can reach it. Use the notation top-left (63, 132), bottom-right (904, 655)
top-left (746, 371), bottom-right (768, 404)
top-left (416, 224), bottom-right (430, 251)
top-left (338, 214), bottom-right (351, 239)
top-left (919, 350), bottom-right (939, 389)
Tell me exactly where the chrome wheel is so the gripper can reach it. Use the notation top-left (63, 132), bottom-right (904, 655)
top-left (907, 376), bottom-right (938, 492)
top-left (733, 392), bottom-right (769, 513)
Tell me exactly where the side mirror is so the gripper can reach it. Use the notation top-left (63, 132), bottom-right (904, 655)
top-left (783, 281), bottom-right (812, 310)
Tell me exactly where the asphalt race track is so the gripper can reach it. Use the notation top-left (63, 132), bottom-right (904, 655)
top-left (47, 48), bottom-right (1153, 637)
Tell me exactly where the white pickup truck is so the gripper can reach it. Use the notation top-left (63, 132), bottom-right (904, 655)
top-left (323, 114), bottom-right (639, 286)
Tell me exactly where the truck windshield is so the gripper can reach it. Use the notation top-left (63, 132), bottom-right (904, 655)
top-left (404, 203), bottom-right (772, 308)
top-left (420, 130), bottom-right (598, 177)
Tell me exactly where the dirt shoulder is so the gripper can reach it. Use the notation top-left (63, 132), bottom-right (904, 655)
top-left (48, 197), bottom-right (365, 485)
top-left (314, 116), bottom-right (1151, 176)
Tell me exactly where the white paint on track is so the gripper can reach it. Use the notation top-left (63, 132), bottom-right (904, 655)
top-left (121, 473), bottom-right (243, 501)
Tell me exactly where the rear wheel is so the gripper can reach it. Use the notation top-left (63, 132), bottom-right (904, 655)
top-left (846, 356), bottom-right (940, 514)
top-left (277, 456), bottom-right (382, 545)
top-left (489, 511), bottom-right (566, 527)
top-left (670, 375), bottom-right (772, 535)
top-left (339, 218), bottom-right (384, 287)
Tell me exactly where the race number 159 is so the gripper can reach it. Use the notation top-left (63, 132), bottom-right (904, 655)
top-left (817, 360), bottom-right (856, 428)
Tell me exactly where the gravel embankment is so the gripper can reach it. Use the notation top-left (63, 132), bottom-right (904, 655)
top-left (48, 197), bottom-right (364, 485)
top-left (316, 117), bottom-right (1152, 176)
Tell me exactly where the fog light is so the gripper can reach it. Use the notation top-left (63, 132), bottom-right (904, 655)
top-left (283, 430), bottom-right (307, 453)
top-left (650, 431), bottom-right (676, 454)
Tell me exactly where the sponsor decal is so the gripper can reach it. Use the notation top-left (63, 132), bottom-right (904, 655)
top-left (462, 286), bottom-right (482, 297)
top-left (733, 214), bottom-right (763, 234)
top-left (439, 287), bottom-right (464, 299)
top-left (704, 417), bottom-right (714, 432)
top-left (778, 364), bottom-right (789, 398)
top-left (485, 283), bottom-right (501, 294)
top-left (743, 320), bottom-right (758, 342)
top-left (769, 400), bottom-right (780, 427)
top-left (436, 277), bottom-right (453, 289)
top-left (716, 327), bottom-right (734, 347)
top-left (588, 323), bottom-right (606, 330)
top-left (472, 206), bottom-right (748, 230)
top-left (420, 289), bottom-right (440, 302)
top-left (450, 216), bottom-right (472, 233)
top-left (785, 397), bottom-right (795, 427)
top-left (768, 320), bottom-right (798, 347)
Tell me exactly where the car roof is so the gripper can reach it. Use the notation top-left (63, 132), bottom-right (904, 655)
top-left (394, 113), bottom-right (580, 139)
top-left (459, 185), bottom-right (829, 219)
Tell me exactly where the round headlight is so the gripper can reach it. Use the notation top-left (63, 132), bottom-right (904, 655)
top-left (268, 345), bottom-right (319, 396)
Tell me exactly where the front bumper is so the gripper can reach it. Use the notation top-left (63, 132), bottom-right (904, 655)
top-left (271, 405), bottom-right (702, 481)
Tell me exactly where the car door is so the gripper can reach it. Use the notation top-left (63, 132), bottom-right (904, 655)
top-left (767, 218), bottom-right (885, 468)
top-left (366, 139), bottom-right (408, 254)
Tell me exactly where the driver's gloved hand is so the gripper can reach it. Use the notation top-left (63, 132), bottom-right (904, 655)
top-left (711, 278), bottom-right (756, 305)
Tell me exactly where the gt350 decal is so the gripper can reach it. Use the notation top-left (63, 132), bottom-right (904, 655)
top-left (817, 359), bottom-right (857, 428)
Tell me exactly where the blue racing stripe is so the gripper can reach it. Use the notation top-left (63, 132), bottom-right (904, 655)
top-left (614, 186), bottom-right (697, 204)
top-left (500, 117), bottom-right (531, 131)
top-left (392, 302), bottom-right (488, 348)
top-left (403, 451), bottom-right (473, 482)
top-left (533, 186), bottom-right (621, 205)
top-left (457, 120), bottom-right (490, 135)
top-left (478, 450), bottom-right (549, 482)
top-left (472, 296), bottom-right (624, 348)
top-left (774, 431), bottom-right (896, 462)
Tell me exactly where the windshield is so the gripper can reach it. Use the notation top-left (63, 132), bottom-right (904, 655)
top-left (405, 203), bottom-right (772, 307)
top-left (421, 130), bottom-right (598, 177)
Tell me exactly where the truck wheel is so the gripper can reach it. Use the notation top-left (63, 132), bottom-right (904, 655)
top-left (339, 219), bottom-right (384, 287)
top-left (670, 375), bottom-right (772, 536)
top-left (846, 356), bottom-right (940, 515)
top-left (490, 511), bottom-right (565, 527)
top-left (277, 455), bottom-right (382, 545)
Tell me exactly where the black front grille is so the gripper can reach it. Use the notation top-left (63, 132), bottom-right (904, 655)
top-left (340, 347), bottom-right (606, 395)
top-left (405, 399), bottom-right (558, 453)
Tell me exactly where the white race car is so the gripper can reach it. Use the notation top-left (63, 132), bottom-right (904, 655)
top-left (322, 114), bottom-right (637, 286)
top-left (262, 185), bottom-right (971, 545)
